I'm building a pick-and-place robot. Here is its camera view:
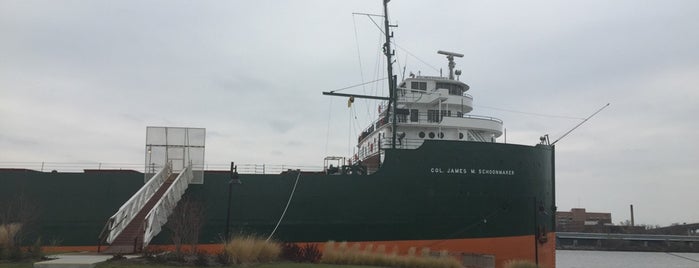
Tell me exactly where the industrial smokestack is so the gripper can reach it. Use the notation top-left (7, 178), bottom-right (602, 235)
top-left (630, 204), bottom-right (635, 227)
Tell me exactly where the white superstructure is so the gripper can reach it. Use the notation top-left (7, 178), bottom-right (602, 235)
top-left (355, 51), bottom-right (503, 163)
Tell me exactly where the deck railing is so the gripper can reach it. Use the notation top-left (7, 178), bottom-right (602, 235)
top-left (0, 162), bottom-right (324, 174)
top-left (358, 111), bottom-right (502, 143)
top-left (142, 164), bottom-right (193, 247)
top-left (99, 162), bottom-right (171, 244)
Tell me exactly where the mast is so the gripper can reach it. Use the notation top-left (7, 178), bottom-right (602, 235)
top-left (383, 0), bottom-right (397, 149)
top-left (321, 0), bottom-right (397, 150)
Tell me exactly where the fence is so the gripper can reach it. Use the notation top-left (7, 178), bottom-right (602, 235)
top-left (0, 161), bottom-right (323, 174)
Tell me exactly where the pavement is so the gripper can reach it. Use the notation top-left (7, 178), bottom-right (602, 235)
top-left (33, 253), bottom-right (138, 268)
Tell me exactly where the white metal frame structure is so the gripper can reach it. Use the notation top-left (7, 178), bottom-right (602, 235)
top-left (145, 126), bottom-right (205, 184)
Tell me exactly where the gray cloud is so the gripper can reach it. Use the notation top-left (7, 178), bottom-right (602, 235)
top-left (0, 0), bottom-right (697, 226)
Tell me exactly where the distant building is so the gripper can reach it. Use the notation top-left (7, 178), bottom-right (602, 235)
top-left (556, 208), bottom-right (612, 232)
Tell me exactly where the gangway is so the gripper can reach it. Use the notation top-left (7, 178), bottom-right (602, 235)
top-left (98, 163), bottom-right (194, 253)
top-left (98, 126), bottom-right (205, 253)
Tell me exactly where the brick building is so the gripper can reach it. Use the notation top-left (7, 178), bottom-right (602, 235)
top-left (556, 208), bottom-right (612, 232)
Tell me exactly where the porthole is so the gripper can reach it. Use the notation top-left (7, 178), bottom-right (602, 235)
top-left (439, 132), bottom-right (444, 139)
top-left (429, 132), bottom-right (435, 139)
top-left (459, 133), bottom-right (464, 140)
top-left (419, 132), bottom-right (425, 138)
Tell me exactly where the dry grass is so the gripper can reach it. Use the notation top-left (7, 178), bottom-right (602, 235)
top-left (0, 224), bottom-right (22, 246)
top-left (504, 260), bottom-right (541, 268)
top-left (222, 235), bottom-right (281, 264)
top-left (321, 241), bottom-right (462, 268)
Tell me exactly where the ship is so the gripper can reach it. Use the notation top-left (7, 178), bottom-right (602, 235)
top-left (0, 1), bottom-right (556, 267)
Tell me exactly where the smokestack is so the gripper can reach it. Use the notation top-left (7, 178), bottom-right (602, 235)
top-left (630, 204), bottom-right (635, 226)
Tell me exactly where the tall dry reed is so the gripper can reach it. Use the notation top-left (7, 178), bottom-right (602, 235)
top-left (0, 224), bottom-right (21, 247)
top-left (504, 259), bottom-right (541, 268)
top-left (321, 241), bottom-right (462, 268)
top-left (222, 236), bottom-right (281, 264)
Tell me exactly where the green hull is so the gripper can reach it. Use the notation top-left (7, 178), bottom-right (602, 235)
top-left (0, 140), bottom-right (555, 266)
top-left (220, 140), bottom-right (555, 242)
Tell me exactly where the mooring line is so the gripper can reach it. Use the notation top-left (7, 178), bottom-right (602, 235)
top-left (266, 171), bottom-right (302, 242)
top-left (665, 252), bottom-right (699, 263)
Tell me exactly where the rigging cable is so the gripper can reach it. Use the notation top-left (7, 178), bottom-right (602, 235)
top-left (551, 103), bottom-right (610, 145)
top-left (326, 77), bottom-right (388, 93)
top-left (348, 107), bottom-right (352, 156)
top-left (361, 14), bottom-right (440, 73)
top-left (267, 171), bottom-right (302, 242)
top-left (352, 14), bottom-right (370, 117)
top-left (365, 14), bottom-right (385, 35)
top-left (374, 30), bottom-right (385, 119)
top-left (474, 105), bottom-right (586, 120)
top-left (393, 43), bottom-right (441, 72)
top-left (665, 252), bottom-right (699, 263)
top-left (324, 98), bottom-right (333, 156)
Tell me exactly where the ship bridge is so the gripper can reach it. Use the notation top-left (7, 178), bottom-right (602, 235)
top-left (355, 51), bottom-right (503, 164)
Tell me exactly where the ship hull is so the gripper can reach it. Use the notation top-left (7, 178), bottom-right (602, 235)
top-left (0, 140), bottom-right (555, 267)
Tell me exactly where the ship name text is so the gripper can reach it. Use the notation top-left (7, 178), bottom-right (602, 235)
top-left (429, 168), bottom-right (515, 176)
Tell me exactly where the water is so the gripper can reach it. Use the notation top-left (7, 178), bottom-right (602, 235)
top-left (557, 250), bottom-right (699, 268)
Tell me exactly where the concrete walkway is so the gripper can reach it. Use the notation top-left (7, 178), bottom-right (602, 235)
top-left (33, 253), bottom-right (136, 268)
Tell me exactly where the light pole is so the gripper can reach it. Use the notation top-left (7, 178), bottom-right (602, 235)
top-left (225, 162), bottom-right (241, 239)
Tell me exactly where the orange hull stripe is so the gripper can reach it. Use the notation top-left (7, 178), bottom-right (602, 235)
top-left (43, 233), bottom-right (555, 268)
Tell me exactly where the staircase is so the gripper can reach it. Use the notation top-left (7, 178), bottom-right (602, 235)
top-left (469, 130), bottom-right (487, 142)
top-left (102, 174), bottom-right (176, 254)
top-left (99, 163), bottom-right (194, 254)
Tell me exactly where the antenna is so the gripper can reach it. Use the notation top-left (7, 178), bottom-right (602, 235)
top-left (437, 50), bottom-right (463, 80)
top-left (437, 50), bottom-right (464, 57)
top-left (551, 103), bottom-right (610, 145)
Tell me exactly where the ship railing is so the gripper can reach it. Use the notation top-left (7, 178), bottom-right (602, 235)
top-left (99, 162), bottom-right (172, 245)
top-left (142, 163), bottom-right (194, 247)
top-left (396, 88), bottom-right (473, 101)
top-left (214, 163), bottom-right (324, 174)
top-left (0, 161), bottom-right (145, 173)
top-left (361, 136), bottom-right (461, 157)
top-left (391, 111), bottom-right (503, 125)
top-left (0, 161), bottom-right (325, 175)
top-left (377, 138), bottom-right (425, 151)
top-left (358, 111), bottom-right (502, 143)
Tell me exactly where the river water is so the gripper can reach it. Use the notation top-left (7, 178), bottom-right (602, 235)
top-left (557, 250), bottom-right (699, 268)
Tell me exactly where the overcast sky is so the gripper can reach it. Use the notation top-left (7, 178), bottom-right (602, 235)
top-left (1, 0), bottom-right (697, 226)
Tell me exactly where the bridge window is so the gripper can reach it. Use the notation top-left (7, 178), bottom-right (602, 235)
top-left (411, 81), bottom-right (427, 91)
top-left (441, 110), bottom-right (451, 118)
top-left (410, 109), bottom-right (419, 122)
top-left (436, 82), bottom-right (464, 95)
top-left (428, 110), bottom-right (440, 122)
top-left (396, 109), bottom-right (409, 123)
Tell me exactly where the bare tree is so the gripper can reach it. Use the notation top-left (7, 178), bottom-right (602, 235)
top-left (165, 195), bottom-right (205, 253)
top-left (0, 194), bottom-right (38, 249)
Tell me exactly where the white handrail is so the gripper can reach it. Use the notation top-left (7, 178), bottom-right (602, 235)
top-left (142, 164), bottom-right (193, 247)
top-left (101, 162), bottom-right (171, 244)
